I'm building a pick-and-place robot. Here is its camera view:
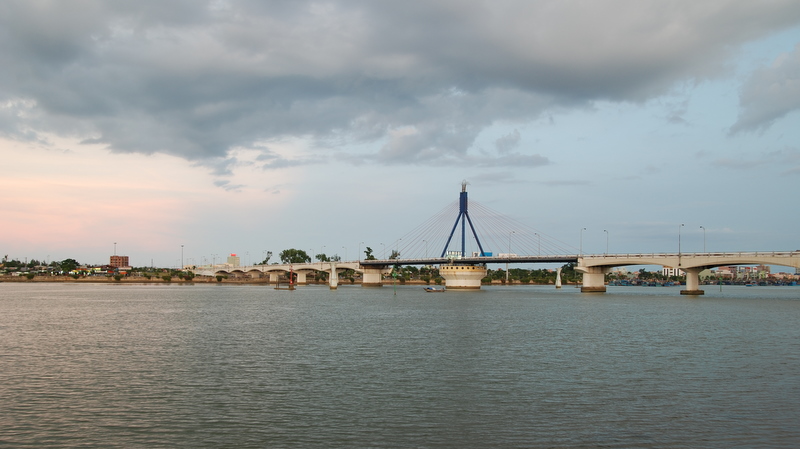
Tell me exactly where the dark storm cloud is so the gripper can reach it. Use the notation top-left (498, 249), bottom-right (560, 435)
top-left (2, 0), bottom-right (799, 167)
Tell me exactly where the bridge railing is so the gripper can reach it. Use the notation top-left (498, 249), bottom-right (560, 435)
top-left (193, 251), bottom-right (799, 273)
top-left (367, 251), bottom-right (800, 263)
top-left (580, 251), bottom-right (800, 259)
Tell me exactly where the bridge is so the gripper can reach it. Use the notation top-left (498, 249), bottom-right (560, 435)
top-left (190, 182), bottom-right (800, 295)
top-left (577, 251), bottom-right (800, 294)
top-left (192, 250), bottom-right (800, 295)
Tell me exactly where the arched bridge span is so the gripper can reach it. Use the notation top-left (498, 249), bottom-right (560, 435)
top-left (578, 251), bottom-right (800, 294)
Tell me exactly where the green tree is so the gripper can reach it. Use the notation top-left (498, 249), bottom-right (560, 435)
top-left (279, 248), bottom-right (311, 264)
top-left (389, 250), bottom-right (400, 260)
top-left (316, 253), bottom-right (330, 262)
top-left (364, 247), bottom-right (376, 260)
top-left (561, 262), bottom-right (579, 283)
top-left (60, 258), bottom-right (80, 273)
top-left (258, 251), bottom-right (272, 265)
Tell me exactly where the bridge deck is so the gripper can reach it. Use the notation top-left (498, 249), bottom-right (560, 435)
top-left (359, 256), bottom-right (578, 266)
top-left (359, 251), bottom-right (800, 269)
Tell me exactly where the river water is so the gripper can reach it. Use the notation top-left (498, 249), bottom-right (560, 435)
top-left (1, 282), bottom-right (798, 448)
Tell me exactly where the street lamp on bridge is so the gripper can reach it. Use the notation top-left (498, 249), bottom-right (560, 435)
top-left (700, 226), bottom-right (706, 253)
top-left (604, 229), bottom-right (608, 255)
top-left (506, 231), bottom-right (515, 282)
top-left (580, 227), bottom-right (586, 256)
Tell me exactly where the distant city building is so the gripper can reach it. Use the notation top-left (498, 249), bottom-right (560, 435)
top-left (110, 255), bottom-right (129, 268)
top-left (612, 267), bottom-right (629, 276)
top-left (227, 254), bottom-right (240, 267)
top-left (716, 265), bottom-right (769, 279)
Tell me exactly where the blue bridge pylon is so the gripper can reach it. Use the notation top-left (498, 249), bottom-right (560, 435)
top-left (440, 180), bottom-right (488, 258)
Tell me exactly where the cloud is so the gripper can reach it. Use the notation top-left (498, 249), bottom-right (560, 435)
top-left (213, 179), bottom-right (245, 191)
top-left (782, 166), bottom-right (800, 175)
top-left (539, 180), bottom-right (591, 186)
top-left (495, 129), bottom-right (521, 154)
top-left (715, 158), bottom-right (765, 169)
top-left (2, 0), bottom-right (799, 169)
top-left (475, 153), bottom-right (549, 168)
top-left (731, 43), bottom-right (800, 134)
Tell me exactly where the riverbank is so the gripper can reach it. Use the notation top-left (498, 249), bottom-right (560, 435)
top-left (0, 275), bottom-right (564, 286)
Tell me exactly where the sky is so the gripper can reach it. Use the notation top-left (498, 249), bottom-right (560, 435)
top-left (2, 0), bottom-right (800, 269)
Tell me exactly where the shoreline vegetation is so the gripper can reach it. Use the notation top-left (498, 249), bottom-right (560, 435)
top-left (0, 275), bottom-right (565, 286)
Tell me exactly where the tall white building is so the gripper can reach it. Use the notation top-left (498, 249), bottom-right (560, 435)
top-left (227, 254), bottom-right (240, 267)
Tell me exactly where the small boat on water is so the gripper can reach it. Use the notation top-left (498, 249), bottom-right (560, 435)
top-left (424, 287), bottom-right (445, 292)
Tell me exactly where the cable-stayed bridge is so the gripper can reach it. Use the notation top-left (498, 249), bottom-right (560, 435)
top-left (377, 181), bottom-right (578, 261)
top-left (193, 182), bottom-right (800, 295)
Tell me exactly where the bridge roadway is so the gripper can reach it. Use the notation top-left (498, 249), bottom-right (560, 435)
top-left (191, 251), bottom-right (800, 295)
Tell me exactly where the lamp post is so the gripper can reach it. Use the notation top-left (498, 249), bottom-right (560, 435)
top-left (506, 231), bottom-right (515, 282)
top-left (342, 246), bottom-right (347, 261)
top-left (678, 224), bottom-right (685, 256)
top-left (423, 240), bottom-right (427, 258)
top-left (359, 242), bottom-right (364, 260)
top-left (580, 227), bottom-right (587, 256)
top-left (604, 229), bottom-right (609, 255)
top-left (181, 245), bottom-right (184, 271)
top-left (535, 233), bottom-right (540, 256)
top-left (114, 242), bottom-right (117, 256)
top-left (381, 242), bottom-right (385, 260)
top-left (700, 226), bottom-right (706, 253)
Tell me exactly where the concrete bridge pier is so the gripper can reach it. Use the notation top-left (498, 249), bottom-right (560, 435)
top-left (295, 271), bottom-right (308, 285)
top-left (680, 267), bottom-right (705, 295)
top-left (362, 267), bottom-right (385, 287)
top-left (269, 273), bottom-right (279, 284)
top-left (578, 266), bottom-right (610, 292)
top-left (329, 263), bottom-right (338, 290)
top-left (440, 265), bottom-right (487, 289)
